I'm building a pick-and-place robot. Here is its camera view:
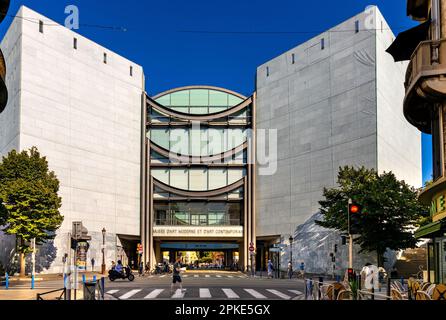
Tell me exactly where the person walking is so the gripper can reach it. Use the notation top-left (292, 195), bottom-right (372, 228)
top-left (138, 260), bottom-right (144, 277)
top-left (91, 258), bottom-right (95, 272)
top-left (171, 256), bottom-right (185, 294)
top-left (287, 261), bottom-right (293, 279)
top-left (267, 260), bottom-right (274, 279)
top-left (299, 262), bottom-right (305, 278)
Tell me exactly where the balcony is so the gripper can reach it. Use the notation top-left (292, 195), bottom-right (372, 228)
top-left (404, 39), bottom-right (446, 133)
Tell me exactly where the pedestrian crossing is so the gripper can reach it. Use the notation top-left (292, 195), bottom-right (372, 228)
top-left (146, 274), bottom-right (250, 279)
top-left (106, 287), bottom-right (303, 300)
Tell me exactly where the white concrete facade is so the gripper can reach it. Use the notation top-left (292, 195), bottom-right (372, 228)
top-left (255, 7), bottom-right (421, 271)
top-left (0, 6), bottom-right (144, 273)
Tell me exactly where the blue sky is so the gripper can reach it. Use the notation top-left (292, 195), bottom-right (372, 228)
top-left (0, 0), bottom-right (433, 184)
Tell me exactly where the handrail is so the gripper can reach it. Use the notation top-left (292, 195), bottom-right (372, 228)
top-left (36, 288), bottom-right (66, 300)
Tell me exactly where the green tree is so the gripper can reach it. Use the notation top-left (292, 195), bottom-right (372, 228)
top-left (0, 147), bottom-right (63, 277)
top-left (316, 166), bottom-right (429, 267)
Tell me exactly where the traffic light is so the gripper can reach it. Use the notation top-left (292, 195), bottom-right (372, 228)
top-left (347, 268), bottom-right (355, 281)
top-left (348, 202), bottom-right (362, 234)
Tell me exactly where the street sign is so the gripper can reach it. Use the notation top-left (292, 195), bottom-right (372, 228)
top-left (272, 244), bottom-right (286, 248)
top-left (269, 248), bottom-right (281, 252)
top-left (249, 246), bottom-right (255, 252)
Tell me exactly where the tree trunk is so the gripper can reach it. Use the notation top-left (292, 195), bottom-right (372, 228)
top-left (377, 251), bottom-right (384, 268)
top-left (19, 251), bottom-right (26, 277)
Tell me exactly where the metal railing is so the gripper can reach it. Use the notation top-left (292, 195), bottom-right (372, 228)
top-left (36, 288), bottom-right (67, 301)
top-left (154, 218), bottom-right (242, 226)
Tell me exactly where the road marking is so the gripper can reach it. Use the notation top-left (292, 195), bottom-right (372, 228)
top-left (183, 275), bottom-right (189, 278)
top-left (222, 288), bottom-right (239, 299)
top-left (216, 275), bottom-right (222, 278)
top-left (199, 288), bottom-right (212, 298)
top-left (160, 275), bottom-right (166, 278)
top-left (244, 289), bottom-right (267, 299)
top-left (267, 289), bottom-right (291, 300)
top-left (119, 289), bottom-right (142, 300)
top-left (227, 275), bottom-right (233, 278)
top-left (106, 289), bottom-right (119, 294)
top-left (194, 275), bottom-right (199, 278)
top-left (288, 290), bottom-right (303, 296)
top-left (144, 289), bottom-right (164, 299)
top-left (205, 275), bottom-right (210, 278)
top-left (172, 289), bottom-right (186, 298)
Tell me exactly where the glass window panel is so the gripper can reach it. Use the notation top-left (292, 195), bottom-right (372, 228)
top-left (189, 106), bottom-right (208, 114)
top-left (228, 95), bottom-right (243, 107)
top-left (170, 128), bottom-right (189, 155)
top-left (190, 127), bottom-right (201, 156)
top-left (208, 106), bottom-right (227, 113)
top-left (228, 168), bottom-right (244, 184)
top-left (150, 150), bottom-right (170, 164)
top-left (209, 91), bottom-right (228, 107)
top-left (208, 169), bottom-right (227, 189)
top-left (189, 168), bottom-right (208, 191)
top-left (170, 91), bottom-right (190, 106)
top-left (171, 106), bottom-right (189, 113)
top-left (227, 128), bottom-right (245, 149)
top-left (190, 89), bottom-right (209, 107)
top-left (151, 168), bottom-right (169, 184)
top-left (200, 128), bottom-right (208, 156)
top-left (155, 95), bottom-right (171, 106)
top-left (151, 128), bottom-right (170, 149)
top-left (208, 128), bottom-right (226, 155)
top-left (150, 109), bottom-right (169, 123)
top-left (170, 168), bottom-right (189, 189)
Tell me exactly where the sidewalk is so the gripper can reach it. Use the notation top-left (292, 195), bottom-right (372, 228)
top-left (0, 288), bottom-right (84, 300)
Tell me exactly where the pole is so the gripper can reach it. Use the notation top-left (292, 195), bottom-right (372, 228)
top-left (101, 229), bottom-right (106, 275)
top-left (31, 238), bottom-right (36, 278)
top-left (348, 199), bottom-right (353, 269)
top-left (66, 232), bottom-right (71, 300)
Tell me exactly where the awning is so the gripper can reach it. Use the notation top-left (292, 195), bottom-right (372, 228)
top-left (415, 220), bottom-right (444, 239)
top-left (386, 19), bottom-right (431, 62)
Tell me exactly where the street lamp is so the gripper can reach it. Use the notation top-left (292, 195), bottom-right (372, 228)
top-left (289, 236), bottom-right (293, 268)
top-left (101, 228), bottom-right (106, 274)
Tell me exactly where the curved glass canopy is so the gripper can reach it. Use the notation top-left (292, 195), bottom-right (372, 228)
top-left (154, 88), bottom-right (244, 115)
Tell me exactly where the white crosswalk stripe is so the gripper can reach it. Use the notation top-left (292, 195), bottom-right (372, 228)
top-left (160, 275), bottom-right (166, 278)
top-left (227, 275), bottom-right (233, 278)
top-left (222, 288), bottom-right (240, 299)
top-left (216, 275), bottom-right (222, 278)
top-left (106, 289), bottom-right (119, 294)
top-left (172, 289), bottom-right (186, 298)
top-left (288, 290), bottom-right (303, 296)
top-left (267, 289), bottom-right (291, 300)
top-left (144, 289), bottom-right (164, 299)
top-left (244, 289), bottom-right (267, 299)
top-left (205, 275), bottom-right (210, 278)
top-left (199, 288), bottom-right (212, 298)
top-left (194, 275), bottom-right (199, 278)
top-left (119, 289), bottom-right (142, 300)
top-left (183, 275), bottom-right (189, 278)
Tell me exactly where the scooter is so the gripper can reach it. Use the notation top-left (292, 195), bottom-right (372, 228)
top-left (108, 266), bottom-right (135, 281)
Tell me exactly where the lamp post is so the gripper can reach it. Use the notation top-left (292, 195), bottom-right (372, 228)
top-left (101, 228), bottom-right (106, 274)
top-left (288, 235), bottom-right (294, 277)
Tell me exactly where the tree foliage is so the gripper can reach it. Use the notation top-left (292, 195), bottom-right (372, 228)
top-left (0, 147), bottom-right (63, 254)
top-left (316, 166), bottom-right (429, 265)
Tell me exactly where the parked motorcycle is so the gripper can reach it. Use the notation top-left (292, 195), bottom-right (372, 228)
top-left (108, 266), bottom-right (135, 281)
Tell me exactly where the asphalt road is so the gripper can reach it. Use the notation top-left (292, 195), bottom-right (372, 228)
top-left (105, 271), bottom-right (306, 300)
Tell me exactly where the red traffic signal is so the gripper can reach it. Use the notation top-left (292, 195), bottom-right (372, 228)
top-left (348, 203), bottom-right (361, 214)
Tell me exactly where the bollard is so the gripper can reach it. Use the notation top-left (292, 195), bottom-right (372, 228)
top-left (101, 277), bottom-right (105, 299)
top-left (93, 275), bottom-right (96, 282)
top-left (336, 275), bottom-right (340, 282)
top-left (5, 272), bottom-right (8, 289)
top-left (31, 274), bottom-right (35, 289)
top-left (371, 287), bottom-right (375, 300)
top-left (82, 274), bottom-right (86, 284)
